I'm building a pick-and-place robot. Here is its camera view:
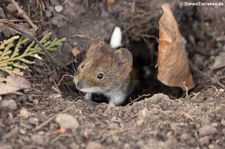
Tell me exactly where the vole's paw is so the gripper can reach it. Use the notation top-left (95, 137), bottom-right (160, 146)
top-left (84, 93), bottom-right (92, 100)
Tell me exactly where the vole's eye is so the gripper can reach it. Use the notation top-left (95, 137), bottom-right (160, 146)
top-left (78, 64), bottom-right (85, 70)
top-left (96, 72), bottom-right (104, 80)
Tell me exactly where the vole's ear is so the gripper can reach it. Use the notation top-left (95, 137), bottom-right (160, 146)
top-left (87, 40), bottom-right (109, 54)
top-left (113, 48), bottom-right (133, 72)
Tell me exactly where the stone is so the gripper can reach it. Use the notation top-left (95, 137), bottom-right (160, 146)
top-left (28, 117), bottom-right (39, 125)
top-left (86, 141), bottom-right (104, 149)
top-left (219, 89), bottom-right (224, 93)
top-left (69, 142), bottom-right (79, 149)
top-left (199, 136), bottom-right (210, 146)
top-left (221, 119), bottom-right (225, 126)
top-left (45, 10), bottom-right (53, 18)
top-left (31, 134), bottom-right (47, 145)
top-left (55, 5), bottom-right (63, 12)
top-left (19, 129), bottom-right (26, 134)
top-left (199, 125), bottom-right (217, 136)
top-left (0, 99), bottom-right (17, 110)
top-left (55, 114), bottom-right (79, 129)
top-left (19, 108), bottom-right (31, 118)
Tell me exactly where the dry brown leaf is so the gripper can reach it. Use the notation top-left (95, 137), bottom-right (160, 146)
top-left (0, 75), bottom-right (31, 95)
top-left (157, 3), bottom-right (195, 90)
top-left (210, 52), bottom-right (225, 70)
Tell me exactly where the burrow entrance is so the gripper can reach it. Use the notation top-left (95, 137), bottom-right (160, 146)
top-left (60, 33), bottom-right (184, 105)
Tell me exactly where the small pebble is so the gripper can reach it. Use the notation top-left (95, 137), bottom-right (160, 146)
top-left (19, 129), bottom-right (26, 134)
top-left (45, 10), bottom-right (53, 18)
top-left (211, 123), bottom-right (218, 127)
top-left (199, 125), bottom-right (217, 136)
top-left (33, 99), bottom-right (39, 105)
top-left (216, 36), bottom-right (225, 41)
top-left (19, 108), bottom-right (31, 118)
top-left (221, 119), bottom-right (225, 126)
top-left (86, 141), bottom-right (104, 149)
top-left (216, 42), bottom-right (222, 49)
top-left (8, 112), bottom-right (14, 120)
top-left (37, 131), bottom-right (45, 135)
top-left (17, 95), bottom-right (27, 104)
top-left (180, 133), bottom-right (189, 140)
top-left (112, 135), bottom-right (119, 143)
top-left (27, 95), bottom-right (34, 102)
top-left (219, 89), bottom-right (224, 93)
top-left (199, 136), bottom-right (210, 146)
top-left (0, 99), bottom-right (17, 110)
top-left (83, 129), bottom-right (90, 139)
top-left (136, 120), bottom-right (144, 126)
top-left (124, 143), bottom-right (131, 149)
top-left (31, 134), bottom-right (46, 145)
top-left (69, 142), bottom-right (79, 149)
top-left (55, 114), bottom-right (79, 129)
top-left (28, 117), bottom-right (39, 125)
top-left (51, 16), bottom-right (64, 27)
top-left (55, 5), bottom-right (63, 12)
top-left (208, 144), bottom-right (214, 149)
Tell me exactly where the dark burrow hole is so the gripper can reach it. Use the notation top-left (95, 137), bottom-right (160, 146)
top-left (60, 36), bottom-right (184, 106)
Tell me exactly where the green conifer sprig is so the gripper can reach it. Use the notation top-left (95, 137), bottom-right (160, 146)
top-left (0, 33), bottom-right (66, 76)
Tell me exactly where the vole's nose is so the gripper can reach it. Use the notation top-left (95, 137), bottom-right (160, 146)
top-left (76, 81), bottom-right (83, 90)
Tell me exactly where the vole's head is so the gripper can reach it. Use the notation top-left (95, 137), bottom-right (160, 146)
top-left (74, 40), bottom-right (133, 93)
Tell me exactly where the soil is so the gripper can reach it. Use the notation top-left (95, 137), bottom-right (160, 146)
top-left (0, 0), bottom-right (225, 149)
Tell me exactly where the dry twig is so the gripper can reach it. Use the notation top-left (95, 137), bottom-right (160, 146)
top-left (10, 0), bottom-right (38, 31)
top-left (181, 112), bottom-right (194, 122)
top-left (129, 93), bottom-right (151, 106)
top-left (32, 101), bottom-right (80, 132)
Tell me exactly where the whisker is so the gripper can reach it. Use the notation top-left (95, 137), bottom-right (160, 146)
top-left (72, 62), bottom-right (78, 73)
top-left (57, 73), bottom-right (74, 86)
top-left (74, 71), bottom-right (78, 75)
